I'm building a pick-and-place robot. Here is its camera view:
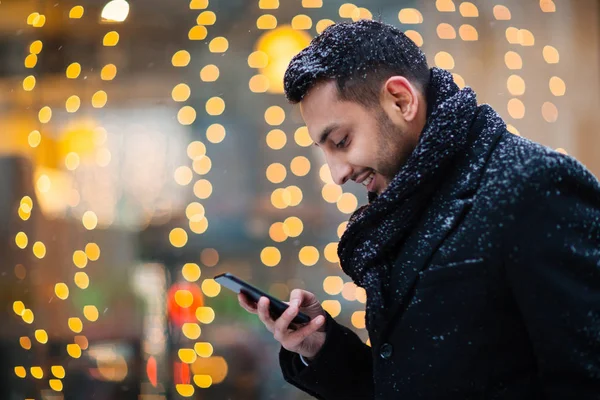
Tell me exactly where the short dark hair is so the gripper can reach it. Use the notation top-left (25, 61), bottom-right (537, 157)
top-left (284, 19), bottom-right (430, 108)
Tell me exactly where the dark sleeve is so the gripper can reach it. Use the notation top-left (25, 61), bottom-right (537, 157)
top-left (503, 154), bottom-right (600, 399)
top-left (279, 312), bottom-right (374, 399)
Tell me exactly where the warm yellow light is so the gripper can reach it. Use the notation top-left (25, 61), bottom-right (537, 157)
top-left (201, 279), bottom-right (221, 297)
top-left (194, 374), bottom-right (213, 388)
top-left (437, 23), bottom-right (456, 40)
top-left (70, 5), bottom-right (84, 18)
top-left (299, 246), bottom-right (319, 266)
top-left (190, 0), bottom-right (208, 9)
top-left (51, 366), bottom-right (66, 379)
top-left (209, 37), bottom-right (229, 53)
top-left (542, 102), bottom-right (558, 123)
top-left (92, 90), bottom-right (108, 108)
top-left (30, 40), bottom-right (43, 54)
top-left (292, 15), bottom-right (312, 30)
top-left (172, 50), bottom-right (191, 67)
top-left (436, 0), bottom-right (455, 12)
top-left (176, 384), bottom-right (195, 397)
top-left (543, 46), bottom-right (559, 64)
top-left (249, 74), bottom-right (270, 93)
top-left (31, 366), bottom-right (43, 379)
top-left (201, 248), bottom-right (219, 267)
top-left (186, 202), bottom-right (206, 221)
top-left (67, 343), bottom-right (82, 358)
top-left (452, 73), bottom-right (465, 89)
top-left (39, 106), bottom-right (52, 123)
top-left (271, 188), bottom-right (287, 209)
top-left (20, 336), bottom-right (32, 349)
top-left (175, 290), bottom-right (194, 308)
top-left (540, 0), bottom-right (556, 13)
top-left (15, 366), bottom-right (27, 378)
top-left (178, 106), bottom-right (197, 125)
top-left (507, 75), bottom-right (525, 96)
top-left (459, 24), bottom-right (478, 41)
top-left (319, 164), bottom-right (333, 184)
top-left (285, 185), bottom-right (303, 206)
top-left (398, 8), bottom-right (423, 24)
top-left (302, 0), bottom-right (322, 8)
top-left (294, 126), bottom-right (313, 147)
top-left (356, 287), bottom-right (367, 303)
top-left (103, 31), bottom-right (120, 46)
top-left (321, 300), bottom-right (341, 317)
top-left (193, 156), bottom-right (212, 174)
top-left (23, 75), bottom-right (36, 91)
top-left (174, 166), bottom-right (193, 185)
top-left (22, 309), bottom-right (34, 323)
top-left (33, 14), bottom-right (46, 27)
top-left (257, 15), bottom-right (277, 30)
top-left (337, 192), bottom-right (358, 214)
top-left (82, 211), bottom-right (98, 230)
top-left (339, 3), bottom-right (357, 18)
top-left (33, 241), bottom-right (46, 258)
top-left (266, 129), bottom-right (287, 149)
top-left (290, 156), bottom-right (310, 176)
top-left (55, 283), bottom-right (70, 300)
top-left (15, 232), bottom-right (28, 249)
top-left (519, 29), bottom-right (535, 46)
top-left (196, 307), bottom-right (215, 324)
top-left (266, 163), bottom-right (287, 183)
top-left (342, 282), bottom-right (357, 301)
top-left (405, 30), bottom-right (423, 47)
top-left (507, 98), bottom-right (525, 119)
top-left (316, 19), bottom-right (334, 34)
top-left (264, 106), bottom-right (285, 125)
top-left (13, 301), bottom-right (25, 316)
top-left (269, 222), bottom-right (288, 242)
top-left (459, 2), bottom-right (478, 17)
top-left (194, 342), bottom-right (214, 357)
top-left (27, 12), bottom-right (39, 25)
top-left (172, 83), bottom-right (191, 102)
top-left (324, 242), bottom-right (339, 263)
top-left (261, 246), bottom-right (281, 267)
top-left (549, 76), bottom-right (566, 96)
top-left (507, 124), bottom-right (520, 136)
top-left (255, 26), bottom-right (311, 93)
top-left (193, 179), bottom-right (213, 199)
top-left (68, 317), bottom-right (83, 333)
top-left (187, 141), bottom-right (206, 160)
top-left (190, 217), bottom-right (209, 235)
top-left (206, 124), bottom-right (226, 143)
top-left (505, 27), bottom-right (519, 44)
top-left (200, 64), bottom-right (219, 82)
top-left (84, 305), bottom-right (99, 321)
top-left (504, 51), bottom-right (522, 70)
top-left (169, 228), bottom-right (188, 248)
top-left (323, 276), bottom-right (344, 295)
top-left (351, 311), bottom-right (366, 329)
top-left (259, 0), bottom-right (279, 9)
top-left (49, 379), bottom-right (63, 391)
top-left (74, 272), bottom-right (89, 289)
top-left (434, 51), bottom-right (455, 70)
top-left (24, 54), bottom-right (37, 68)
top-left (66, 97), bottom-right (81, 115)
top-left (493, 5), bottom-right (511, 20)
top-left (283, 216), bottom-right (303, 237)
top-left (351, 7), bottom-right (372, 21)
top-left (179, 348), bottom-right (197, 364)
top-left (206, 97), bottom-right (225, 115)
top-left (182, 323), bottom-right (201, 339)
top-left (189, 25), bottom-right (208, 40)
top-left (101, 0), bottom-right (130, 22)
top-left (85, 242), bottom-right (100, 261)
top-left (182, 263), bottom-right (201, 283)
top-left (248, 51), bottom-right (269, 68)
top-left (196, 11), bottom-right (216, 25)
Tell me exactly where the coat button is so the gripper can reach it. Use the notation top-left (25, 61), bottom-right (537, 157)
top-left (380, 343), bottom-right (393, 359)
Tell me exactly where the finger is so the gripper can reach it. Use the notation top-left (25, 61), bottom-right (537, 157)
top-left (257, 297), bottom-right (275, 332)
top-left (237, 293), bottom-right (257, 314)
top-left (283, 315), bottom-right (326, 348)
top-left (288, 289), bottom-right (304, 308)
top-left (273, 301), bottom-right (299, 340)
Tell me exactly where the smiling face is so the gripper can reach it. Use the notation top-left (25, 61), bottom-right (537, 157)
top-left (300, 77), bottom-right (427, 196)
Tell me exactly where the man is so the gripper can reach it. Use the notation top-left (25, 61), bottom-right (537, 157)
top-left (238, 20), bottom-right (600, 399)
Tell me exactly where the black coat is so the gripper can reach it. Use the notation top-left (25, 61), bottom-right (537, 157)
top-left (280, 105), bottom-right (600, 399)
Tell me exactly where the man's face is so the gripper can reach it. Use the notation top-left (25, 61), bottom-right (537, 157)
top-left (300, 80), bottom-right (418, 196)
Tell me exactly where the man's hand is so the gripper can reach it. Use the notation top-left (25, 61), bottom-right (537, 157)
top-left (238, 289), bottom-right (327, 360)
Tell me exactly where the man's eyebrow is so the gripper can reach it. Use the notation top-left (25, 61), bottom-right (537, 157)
top-left (314, 123), bottom-right (339, 147)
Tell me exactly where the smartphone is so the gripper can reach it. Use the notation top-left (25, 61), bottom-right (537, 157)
top-left (214, 272), bottom-right (311, 324)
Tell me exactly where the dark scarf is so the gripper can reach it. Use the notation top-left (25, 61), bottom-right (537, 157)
top-left (337, 67), bottom-right (478, 327)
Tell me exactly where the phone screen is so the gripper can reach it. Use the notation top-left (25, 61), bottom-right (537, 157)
top-left (214, 272), bottom-right (311, 324)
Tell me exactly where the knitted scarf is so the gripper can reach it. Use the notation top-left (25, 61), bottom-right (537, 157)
top-left (337, 67), bottom-right (478, 328)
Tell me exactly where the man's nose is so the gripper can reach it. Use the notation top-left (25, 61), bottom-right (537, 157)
top-left (329, 162), bottom-right (352, 186)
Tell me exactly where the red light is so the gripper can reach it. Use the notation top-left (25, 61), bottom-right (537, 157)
top-left (167, 282), bottom-right (204, 326)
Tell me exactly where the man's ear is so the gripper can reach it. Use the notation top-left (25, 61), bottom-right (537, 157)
top-left (382, 76), bottom-right (420, 123)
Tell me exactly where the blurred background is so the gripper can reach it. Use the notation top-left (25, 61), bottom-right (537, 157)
top-left (0, 0), bottom-right (599, 399)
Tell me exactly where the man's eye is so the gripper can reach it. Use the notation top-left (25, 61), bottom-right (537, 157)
top-left (336, 136), bottom-right (348, 149)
